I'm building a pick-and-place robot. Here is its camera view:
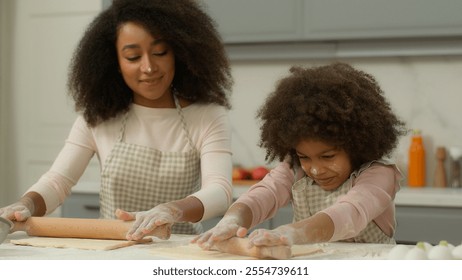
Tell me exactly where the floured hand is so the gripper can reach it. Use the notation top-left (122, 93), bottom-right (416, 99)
top-left (0, 202), bottom-right (32, 222)
top-left (248, 226), bottom-right (297, 247)
top-left (116, 203), bottom-right (180, 241)
top-left (192, 215), bottom-right (248, 250)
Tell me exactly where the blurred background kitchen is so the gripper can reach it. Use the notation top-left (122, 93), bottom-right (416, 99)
top-left (1, 0), bottom-right (462, 244)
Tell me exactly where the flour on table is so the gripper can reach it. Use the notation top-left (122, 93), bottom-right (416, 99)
top-left (11, 237), bottom-right (152, 251)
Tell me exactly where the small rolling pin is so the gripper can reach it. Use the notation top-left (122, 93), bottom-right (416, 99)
top-left (11, 217), bottom-right (170, 240)
top-left (213, 237), bottom-right (292, 260)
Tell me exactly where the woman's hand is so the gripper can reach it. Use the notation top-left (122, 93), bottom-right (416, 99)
top-left (0, 201), bottom-right (33, 222)
top-left (191, 215), bottom-right (248, 250)
top-left (115, 203), bottom-right (181, 241)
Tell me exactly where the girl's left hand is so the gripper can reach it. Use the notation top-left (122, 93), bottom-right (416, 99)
top-left (116, 203), bottom-right (181, 241)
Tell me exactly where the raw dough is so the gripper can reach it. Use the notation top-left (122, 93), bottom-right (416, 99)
top-left (152, 243), bottom-right (323, 260)
top-left (11, 237), bottom-right (152, 251)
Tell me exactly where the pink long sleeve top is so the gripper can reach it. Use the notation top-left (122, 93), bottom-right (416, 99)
top-left (236, 160), bottom-right (403, 241)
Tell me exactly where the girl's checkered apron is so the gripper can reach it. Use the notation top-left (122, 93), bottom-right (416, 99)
top-left (291, 160), bottom-right (396, 244)
top-left (100, 95), bottom-right (202, 234)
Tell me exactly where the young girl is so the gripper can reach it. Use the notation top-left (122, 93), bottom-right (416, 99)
top-left (194, 62), bottom-right (407, 249)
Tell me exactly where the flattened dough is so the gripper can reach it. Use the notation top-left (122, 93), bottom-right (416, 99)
top-left (152, 243), bottom-right (323, 259)
top-left (11, 237), bottom-right (152, 251)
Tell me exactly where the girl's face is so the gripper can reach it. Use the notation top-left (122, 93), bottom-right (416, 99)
top-left (295, 139), bottom-right (353, 191)
top-left (116, 22), bottom-right (175, 108)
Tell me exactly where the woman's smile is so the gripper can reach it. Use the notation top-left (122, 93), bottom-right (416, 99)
top-left (116, 22), bottom-right (176, 108)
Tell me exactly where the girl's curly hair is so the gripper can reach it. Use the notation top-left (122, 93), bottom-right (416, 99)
top-left (257, 62), bottom-right (407, 170)
top-left (67, 0), bottom-right (233, 126)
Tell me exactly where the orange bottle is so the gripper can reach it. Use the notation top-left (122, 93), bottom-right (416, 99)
top-left (408, 129), bottom-right (426, 187)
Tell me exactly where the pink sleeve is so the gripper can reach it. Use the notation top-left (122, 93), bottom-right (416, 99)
top-left (321, 163), bottom-right (402, 241)
top-left (237, 161), bottom-right (304, 228)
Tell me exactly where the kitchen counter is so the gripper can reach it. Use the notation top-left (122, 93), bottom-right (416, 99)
top-left (233, 183), bottom-right (462, 208)
top-left (72, 181), bottom-right (462, 208)
top-left (394, 186), bottom-right (462, 207)
top-left (0, 232), bottom-right (395, 260)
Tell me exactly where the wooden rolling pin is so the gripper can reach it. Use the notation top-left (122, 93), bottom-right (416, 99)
top-left (213, 237), bottom-right (292, 260)
top-left (11, 217), bottom-right (170, 240)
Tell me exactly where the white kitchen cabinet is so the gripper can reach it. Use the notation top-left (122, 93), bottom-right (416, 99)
top-left (203, 0), bottom-right (303, 43)
top-left (204, 0), bottom-right (462, 43)
top-left (303, 0), bottom-right (462, 41)
top-left (203, 0), bottom-right (462, 59)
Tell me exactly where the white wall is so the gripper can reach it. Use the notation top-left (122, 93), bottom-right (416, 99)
top-left (2, 0), bottom-right (102, 204)
top-left (0, 0), bottom-right (13, 205)
top-left (2, 1), bottom-right (462, 206)
top-left (228, 56), bottom-right (462, 187)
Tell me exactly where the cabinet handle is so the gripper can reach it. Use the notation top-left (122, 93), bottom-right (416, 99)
top-left (84, 205), bottom-right (100, 211)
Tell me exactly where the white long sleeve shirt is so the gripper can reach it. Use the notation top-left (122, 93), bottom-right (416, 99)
top-left (26, 103), bottom-right (233, 221)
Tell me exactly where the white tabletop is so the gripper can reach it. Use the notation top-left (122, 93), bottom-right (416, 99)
top-left (0, 232), bottom-right (395, 260)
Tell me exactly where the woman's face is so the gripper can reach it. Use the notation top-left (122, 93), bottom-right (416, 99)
top-left (295, 139), bottom-right (353, 191)
top-left (116, 22), bottom-right (175, 108)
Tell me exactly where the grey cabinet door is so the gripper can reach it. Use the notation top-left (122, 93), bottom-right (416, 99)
top-left (303, 0), bottom-right (462, 40)
top-left (61, 193), bottom-right (100, 219)
top-left (203, 0), bottom-right (303, 43)
top-left (395, 206), bottom-right (462, 245)
top-left (203, 0), bottom-right (462, 44)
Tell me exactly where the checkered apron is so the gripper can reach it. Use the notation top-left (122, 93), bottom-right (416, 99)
top-left (291, 160), bottom-right (395, 244)
top-left (99, 96), bottom-right (202, 234)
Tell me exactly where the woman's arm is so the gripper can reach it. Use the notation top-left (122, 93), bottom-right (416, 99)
top-left (25, 117), bottom-right (95, 214)
top-left (188, 106), bottom-right (233, 221)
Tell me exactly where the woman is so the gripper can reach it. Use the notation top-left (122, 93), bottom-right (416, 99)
top-left (0, 0), bottom-right (233, 240)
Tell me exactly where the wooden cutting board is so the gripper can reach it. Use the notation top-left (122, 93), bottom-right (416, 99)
top-left (11, 237), bottom-right (152, 251)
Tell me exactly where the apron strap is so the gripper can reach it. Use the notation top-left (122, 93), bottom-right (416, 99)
top-left (117, 113), bottom-right (129, 142)
top-left (173, 93), bottom-right (196, 152)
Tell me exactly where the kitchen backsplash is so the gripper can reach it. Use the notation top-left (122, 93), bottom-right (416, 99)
top-left (228, 55), bottom-right (462, 187)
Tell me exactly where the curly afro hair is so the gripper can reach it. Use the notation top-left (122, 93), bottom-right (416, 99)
top-left (67, 0), bottom-right (233, 126)
top-left (257, 62), bottom-right (407, 170)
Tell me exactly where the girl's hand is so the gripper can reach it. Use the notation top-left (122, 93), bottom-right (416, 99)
top-left (115, 203), bottom-right (180, 241)
top-left (248, 226), bottom-right (297, 247)
top-left (191, 215), bottom-right (248, 250)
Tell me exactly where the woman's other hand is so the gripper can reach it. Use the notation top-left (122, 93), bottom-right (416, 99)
top-left (115, 203), bottom-right (180, 241)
